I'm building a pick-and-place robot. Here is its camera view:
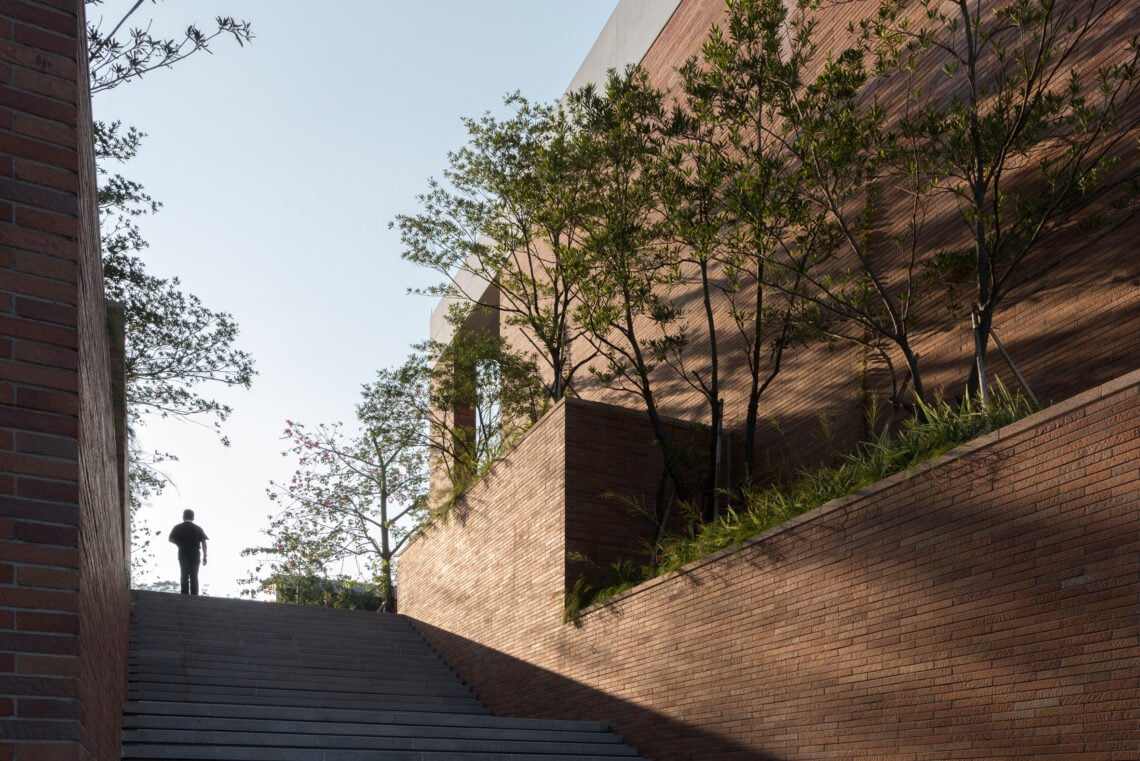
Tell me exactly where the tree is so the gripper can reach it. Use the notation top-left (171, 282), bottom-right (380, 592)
top-left (752, 6), bottom-right (942, 412)
top-left (86, 2), bottom-right (256, 563)
top-left (396, 94), bottom-right (598, 402)
top-left (246, 363), bottom-right (431, 612)
top-left (878, 0), bottom-right (1139, 402)
top-left (86, 0), bottom-right (252, 95)
top-left (571, 68), bottom-right (698, 512)
top-left (409, 306), bottom-right (549, 501)
top-left (664, 0), bottom-right (829, 482)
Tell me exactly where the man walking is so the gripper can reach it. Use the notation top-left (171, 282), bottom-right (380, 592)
top-left (169, 509), bottom-right (209, 595)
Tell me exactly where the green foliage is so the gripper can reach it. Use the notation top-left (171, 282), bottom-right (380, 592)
top-left (242, 359), bottom-right (431, 612)
top-left (262, 574), bottom-right (387, 611)
top-left (409, 305), bottom-right (549, 504)
top-left (134, 578), bottom-right (179, 594)
top-left (395, 94), bottom-right (598, 401)
top-left (565, 386), bottom-right (1035, 618)
top-left (666, 0), bottom-right (834, 480)
top-left (563, 558), bottom-right (646, 623)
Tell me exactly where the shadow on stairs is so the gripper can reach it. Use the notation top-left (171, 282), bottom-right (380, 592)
top-left (123, 590), bottom-right (647, 760)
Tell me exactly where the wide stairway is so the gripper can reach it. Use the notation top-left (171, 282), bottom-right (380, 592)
top-left (123, 591), bottom-right (645, 760)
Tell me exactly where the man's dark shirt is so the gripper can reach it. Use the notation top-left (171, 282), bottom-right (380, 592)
top-left (169, 521), bottom-right (208, 558)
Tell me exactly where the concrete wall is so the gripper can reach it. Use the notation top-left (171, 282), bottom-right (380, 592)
top-left (1, 2), bottom-right (131, 758)
top-left (400, 369), bottom-right (1139, 761)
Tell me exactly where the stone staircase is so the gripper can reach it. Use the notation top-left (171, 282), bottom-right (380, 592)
top-left (123, 591), bottom-right (645, 760)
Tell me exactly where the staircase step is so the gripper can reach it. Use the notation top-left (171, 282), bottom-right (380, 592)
top-left (128, 667), bottom-right (474, 694)
top-left (128, 649), bottom-right (444, 670)
top-left (123, 592), bottom-right (644, 759)
top-left (120, 727), bottom-right (638, 755)
top-left (127, 690), bottom-right (487, 714)
top-left (123, 700), bottom-right (610, 733)
top-left (123, 747), bottom-right (641, 761)
top-left (123, 714), bottom-right (625, 745)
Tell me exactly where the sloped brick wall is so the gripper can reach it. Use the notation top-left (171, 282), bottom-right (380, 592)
top-left (400, 370), bottom-right (1139, 761)
top-left (404, 403), bottom-right (570, 654)
top-left (1, 2), bottom-right (130, 758)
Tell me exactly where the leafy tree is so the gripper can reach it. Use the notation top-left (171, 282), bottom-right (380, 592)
top-left (571, 68), bottom-right (697, 509)
top-left (396, 94), bottom-right (598, 402)
top-left (755, 6), bottom-right (939, 411)
top-left (86, 2), bottom-right (256, 563)
top-left (877, 0), bottom-right (1140, 401)
top-left (410, 307), bottom-right (549, 501)
top-left (246, 363), bottom-right (431, 612)
top-left (664, 0), bottom-right (828, 480)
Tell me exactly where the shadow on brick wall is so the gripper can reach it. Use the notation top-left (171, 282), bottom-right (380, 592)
top-left (411, 619), bottom-right (788, 761)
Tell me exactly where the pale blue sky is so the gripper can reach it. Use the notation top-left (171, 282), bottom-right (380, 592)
top-left (93, 0), bottom-right (619, 595)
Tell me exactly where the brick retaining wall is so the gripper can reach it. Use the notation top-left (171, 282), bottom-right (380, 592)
top-left (400, 369), bottom-right (1140, 760)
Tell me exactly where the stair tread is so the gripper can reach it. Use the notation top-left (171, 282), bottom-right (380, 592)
top-left (123, 746), bottom-right (639, 761)
top-left (124, 700), bottom-right (610, 732)
top-left (123, 714), bottom-right (623, 742)
top-left (124, 592), bottom-right (643, 759)
top-left (121, 728), bottom-right (637, 755)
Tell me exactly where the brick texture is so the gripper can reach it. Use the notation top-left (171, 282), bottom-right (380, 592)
top-left (0, 2), bottom-right (129, 759)
top-left (401, 369), bottom-right (1140, 761)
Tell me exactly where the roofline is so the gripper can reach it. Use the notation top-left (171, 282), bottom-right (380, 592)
top-left (564, 0), bottom-right (684, 94)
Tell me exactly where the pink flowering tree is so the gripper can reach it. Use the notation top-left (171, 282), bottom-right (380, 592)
top-left (242, 366), bottom-right (429, 611)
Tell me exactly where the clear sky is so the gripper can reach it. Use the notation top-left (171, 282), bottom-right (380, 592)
top-left (92, 0), bottom-right (619, 596)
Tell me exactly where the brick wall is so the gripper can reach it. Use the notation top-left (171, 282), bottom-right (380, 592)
top-left (406, 402), bottom-right (569, 650)
top-left (563, 398), bottom-right (712, 582)
top-left (1, 2), bottom-right (130, 759)
top-left (404, 1), bottom-right (1139, 757)
top-left (400, 369), bottom-right (1140, 760)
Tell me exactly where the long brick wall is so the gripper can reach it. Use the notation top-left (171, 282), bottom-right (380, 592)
top-left (400, 369), bottom-right (1140, 760)
top-left (1, 2), bottom-right (130, 758)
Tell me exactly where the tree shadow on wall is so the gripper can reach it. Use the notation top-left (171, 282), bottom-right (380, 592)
top-left (409, 619), bottom-right (788, 761)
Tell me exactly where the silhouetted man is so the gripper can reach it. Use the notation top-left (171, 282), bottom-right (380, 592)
top-left (169, 509), bottom-right (209, 595)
